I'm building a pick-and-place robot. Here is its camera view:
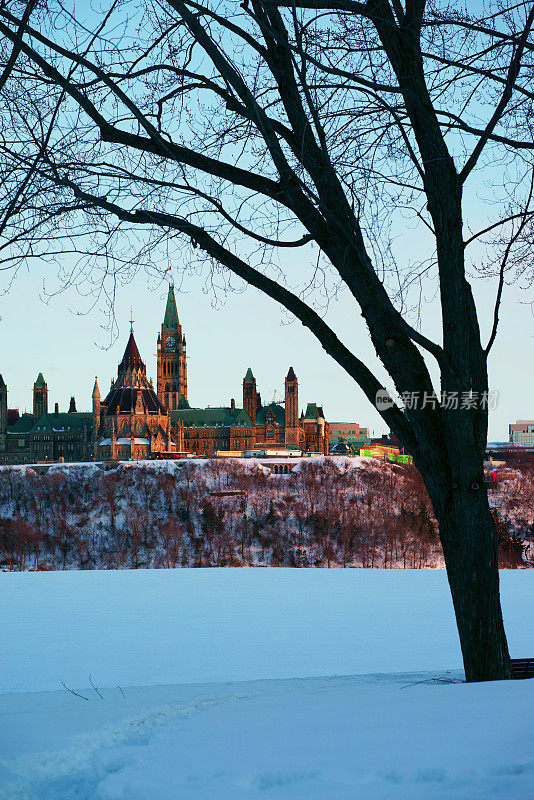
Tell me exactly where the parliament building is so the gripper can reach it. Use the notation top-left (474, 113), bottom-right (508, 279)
top-left (0, 286), bottom-right (328, 464)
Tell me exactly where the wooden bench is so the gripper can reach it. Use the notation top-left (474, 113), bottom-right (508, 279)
top-left (511, 658), bottom-right (534, 679)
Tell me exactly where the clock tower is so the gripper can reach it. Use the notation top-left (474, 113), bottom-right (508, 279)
top-left (157, 284), bottom-right (187, 410)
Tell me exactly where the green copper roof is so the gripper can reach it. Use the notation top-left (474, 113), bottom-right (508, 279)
top-left (7, 412), bottom-right (92, 435)
top-left (6, 413), bottom-right (34, 433)
top-left (243, 367), bottom-right (255, 384)
top-left (171, 407), bottom-right (253, 428)
top-left (35, 372), bottom-right (46, 388)
top-left (304, 402), bottom-right (319, 420)
top-left (163, 284), bottom-right (180, 331)
top-left (178, 394), bottom-right (190, 410)
top-left (256, 402), bottom-right (285, 426)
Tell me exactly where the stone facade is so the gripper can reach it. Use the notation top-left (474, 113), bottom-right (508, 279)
top-left (93, 327), bottom-right (180, 461)
top-left (160, 284), bottom-right (329, 456)
top-left (157, 284), bottom-right (187, 410)
top-left (170, 366), bottom-right (328, 457)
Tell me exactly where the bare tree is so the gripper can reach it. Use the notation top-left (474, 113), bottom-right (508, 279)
top-left (0, 0), bottom-right (533, 679)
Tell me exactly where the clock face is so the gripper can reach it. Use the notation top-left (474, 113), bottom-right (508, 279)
top-left (166, 336), bottom-right (176, 348)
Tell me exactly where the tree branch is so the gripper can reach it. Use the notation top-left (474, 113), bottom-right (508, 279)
top-left (0, 0), bottom-right (36, 94)
top-left (485, 167), bottom-right (534, 354)
top-left (49, 173), bottom-right (418, 445)
top-left (460, 5), bottom-right (534, 182)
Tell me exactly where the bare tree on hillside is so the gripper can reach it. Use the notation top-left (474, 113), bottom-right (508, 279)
top-left (0, 0), bottom-right (533, 679)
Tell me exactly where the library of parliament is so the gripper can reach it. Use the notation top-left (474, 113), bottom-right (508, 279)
top-left (0, 287), bottom-right (329, 464)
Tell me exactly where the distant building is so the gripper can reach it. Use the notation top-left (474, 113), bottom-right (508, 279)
top-left (369, 431), bottom-right (404, 449)
top-left (157, 284), bottom-right (187, 410)
top-left (93, 327), bottom-right (178, 461)
top-left (1, 285), bottom-right (329, 464)
top-left (328, 422), bottom-right (369, 448)
top-left (509, 420), bottom-right (534, 445)
top-left (330, 438), bottom-right (360, 456)
top-left (359, 444), bottom-right (413, 465)
top-left (159, 285), bottom-right (328, 456)
top-left (0, 371), bottom-right (91, 464)
top-left (171, 371), bottom-right (328, 456)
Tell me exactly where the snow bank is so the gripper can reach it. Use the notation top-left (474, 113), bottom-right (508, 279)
top-left (2, 676), bottom-right (534, 800)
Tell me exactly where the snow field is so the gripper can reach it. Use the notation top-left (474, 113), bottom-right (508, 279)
top-left (1, 568), bottom-right (533, 799)
top-left (0, 568), bottom-right (467, 693)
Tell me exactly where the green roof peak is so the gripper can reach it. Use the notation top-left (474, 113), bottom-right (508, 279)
top-left (35, 372), bottom-right (46, 387)
top-left (163, 284), bottom-right (180, 331)
top-left (243, 367), bottom-right (255, 383)
top-left (304, 402), bottom-right (319, 420)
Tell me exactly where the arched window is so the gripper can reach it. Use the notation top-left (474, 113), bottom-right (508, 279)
top-left (165, 383), bottom-right (170, 392)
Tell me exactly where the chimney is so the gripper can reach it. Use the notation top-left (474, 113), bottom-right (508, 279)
top-left (54, 402), bottom-right (59, 415)
top-left (231, 398), bottom-right (235, 414)
top-left (68, 396), bottom-right (77, 413)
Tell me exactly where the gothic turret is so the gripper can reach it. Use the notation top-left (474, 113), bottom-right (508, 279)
top-left (92, 377), bottom-right (101, 458)
top-left (97, 324), bottom-right (173, 461)
top-left (157, 284), bottom-right (187, 410)
top-left (92, 377), bottom-right (100, 404)
top-left (33, 372), bottom-right (48, 420)
top-left (103, 329), bottom-right (166, 416)
top-left (0, 374), bottom-right (7, 455)
top-left (284, 366), bottom-right (299, 447)
top-left (243, 367), bottom-right (257, 425)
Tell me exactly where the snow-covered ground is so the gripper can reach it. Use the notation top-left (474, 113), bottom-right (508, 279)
top-left (1, 569), bottom-right (534, 799)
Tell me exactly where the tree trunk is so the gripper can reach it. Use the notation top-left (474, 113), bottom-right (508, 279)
top-left (427, 479), bottom-right (512, 682)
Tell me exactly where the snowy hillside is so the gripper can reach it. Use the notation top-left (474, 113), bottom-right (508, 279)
top-left (0, 457), bottom-right (446, 570)
top-left (1, 456), bottom-right (528, 571)
top-left (1, 569), bottom-right (534, 799)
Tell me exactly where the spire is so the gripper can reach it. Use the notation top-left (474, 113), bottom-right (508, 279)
top-left (163, 284), bottom-right (179, 331)
top-left (243, 367), bottom-right (255, 384)
top-left (92, 377), bottom-right (100, 398)
top-left (35, 372), bottom-right (46, 387)
top-left (0, 373), bottom-right (5, 388)
top-left (120, 330), bottom-right (145, 372)
top-left (286, 366), bottom-right (297, 382)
